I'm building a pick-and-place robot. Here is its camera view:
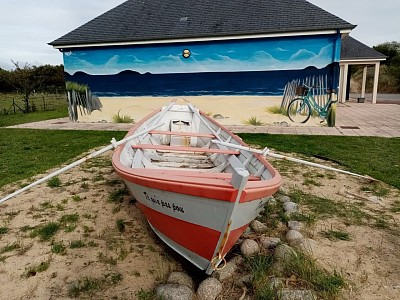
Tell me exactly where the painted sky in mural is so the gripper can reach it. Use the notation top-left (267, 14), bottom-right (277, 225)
top-left (64, 35), bottom-right (339, 75)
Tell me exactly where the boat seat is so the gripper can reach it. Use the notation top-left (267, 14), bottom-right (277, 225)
top-left (132, 144), bottom-right (240, 155)
top-left (150, 130), bottom-right (215, 138)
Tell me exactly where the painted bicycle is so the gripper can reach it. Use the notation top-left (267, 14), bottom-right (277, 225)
top-left (287, 85), bottom-right (337, 123)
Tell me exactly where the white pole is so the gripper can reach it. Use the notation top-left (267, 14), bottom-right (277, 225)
top-left (0, 122), bottom-right (164, 204)
top-left (211, 140), bottom-right (375, 181)
top-left (372, 62), bottom-right (380, 104)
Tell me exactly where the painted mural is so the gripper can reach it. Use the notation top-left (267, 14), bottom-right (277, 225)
top-left (63, 34), bottom-right (341, 96)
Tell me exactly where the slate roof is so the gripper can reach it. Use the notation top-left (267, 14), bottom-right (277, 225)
top-left (50, 0), bottom-right (355, 47)
top-left (341, 36), bottom-right (386, 60)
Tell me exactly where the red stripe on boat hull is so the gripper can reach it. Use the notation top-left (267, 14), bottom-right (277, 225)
top-left (138, 203), bottom-right (220, 260)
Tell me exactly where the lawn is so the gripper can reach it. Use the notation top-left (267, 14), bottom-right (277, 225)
top-left (0, 129), bottom-right (126, 188)
top-left (0, 93), bottom-right (68, 127)
top-left (0, 129), bottom-right (399, 191)
top-left (238, 133), bottom-right (400, 189)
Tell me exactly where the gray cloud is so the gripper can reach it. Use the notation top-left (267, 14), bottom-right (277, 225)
top-left (0, 0), bottom-right (398, 70)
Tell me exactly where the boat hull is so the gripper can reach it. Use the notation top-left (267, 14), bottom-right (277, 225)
top-left (122, 179), bottom-right (273, 272)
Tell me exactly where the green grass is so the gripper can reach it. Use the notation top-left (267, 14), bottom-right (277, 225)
top-left (266, 105), bottom-right (287, 115)
top-left (47, 176), bottom-right (61, 188)
top-left (238, 134), bottom-right (400, 189)
top-left (243, 116), bottom-right (265, 126)
top-left (51, 241), bottom-right (67, 255)
top-left (245, 251), bottom-right (345, 299)
top-left (23, 261), bottom-right (50, 277)
top-left (0, 129), bottom-right (126, 188)
top-left (67, 273), bottom-right (123, 298)
top-left (70, 240), bottom-right (86, 249)
top-left (289, 190), bottom-right (372, 226)
top-left (109, 188), bottom-right (129, 203)
top-left (0, 93), bottom-right (68, 127)
top-left (0, 242), bottom-right (21, 254)
top-left (0, 227), bottom-right (9, 234)
top-left (282, 251), bottom-right (345, 299)
top-left (0, 110), bottom-right (68, 127)
top-left (112, 110), bottom-right (134, 123)
top-left (321, 229), bottom-right (351, 241)
top-left (30, 222), bottom-right (60, 241)
top-left (116, 219), bottom-right (125, 233)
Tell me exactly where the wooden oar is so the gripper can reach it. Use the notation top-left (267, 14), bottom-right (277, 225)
top-left (211, 140), bottom-right (375, 181)
top-left (0, 123), bottom-right (164, 204)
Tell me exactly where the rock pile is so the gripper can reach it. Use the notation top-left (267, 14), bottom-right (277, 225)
top-left (154, 194), bottom-right (318, 299)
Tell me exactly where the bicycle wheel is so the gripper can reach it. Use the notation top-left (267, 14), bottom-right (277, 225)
top-left (287, 98), bottom-right (311, 123)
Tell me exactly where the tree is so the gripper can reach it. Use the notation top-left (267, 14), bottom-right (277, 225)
top-left (373, 42), bottom-right (400, 90)
top-left (8, 61), bottom-right (42, 113)
top-left (0, 68), bottom-right (13, 92)
top-left (34, 64), bottom-right (65, 93)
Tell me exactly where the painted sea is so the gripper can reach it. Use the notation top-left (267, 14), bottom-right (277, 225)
top-left (65, 64), bottom-right (338, 97)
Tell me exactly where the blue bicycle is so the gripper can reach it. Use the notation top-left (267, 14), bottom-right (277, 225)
top-left (287, 85), bottom-right (337, 123)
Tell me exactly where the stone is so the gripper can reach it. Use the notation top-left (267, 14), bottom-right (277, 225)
top-left (213, 114), bottom-right (224, 119)
top-left (278, 289), bottom-right (317, 300)
top-left (268, 277), bottom-right (284, 290)
top-left (167, 271), bottom-right (194, 290)
top-left (229, 255), bottom-right (243, 265)
top-left (235, 274), bottom-right (254, 287)
top-left (250, 220), bottom-right (269, 233)
top-left (290, 238), bottom-right (317, 255)
top-left (286, 230), bottom-right (303, 243)
top-left (274, 244), bottom-right (297, 261)
top-left (240, 239), bottom-right (259, 257)
top-left (287, 221), bottom-right (302, 231)
top-left (214, 260), bottom-right (238, 281)
top-left (156, 283), bottom-right (194, 300)
top-left (277, 195), bottom-right (291, 203)
top-left (197, 277), bottom-right (223, 300)
top-left (283, 201), bottom-right (298, 213)
top-left (265, 196), bottom-right (277, 205)
top-left (259, 236), bottom-right (281, 249)
top-left (241, 227), bottom-right (253, 238)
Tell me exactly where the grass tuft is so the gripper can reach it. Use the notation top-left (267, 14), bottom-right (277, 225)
top-left (116, 219), bottom-right (125, 233)
top-left (30, 222), bottom-right (60, 241)
top-left (243, 116), bottom-right (265, 126)
top-left (281, 251), bottom-right (345, 299)
top-left (266, 105), bottom-right (287, 115)
top-left (67, 273), bottom-right (123, 298)
top-left (321, 229), bottom-right (351, 241)
top-left (0, 227), bottom-right (9, 234)
top-left (47, 176), bottom-right (61, 188)
top-left (109, 188), bottom-right (129, 203)
top-left (23, 261), bottom-right (50, 277)
top-left (70, 240), bottom-right (86, 249)
top-left (112, 110), bottom-right (134, 123)
top-left (51, 241), bottom-right (67, 255)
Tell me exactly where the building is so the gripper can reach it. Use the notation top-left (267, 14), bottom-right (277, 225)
top-left (50, 0), bottom-right (355, 99)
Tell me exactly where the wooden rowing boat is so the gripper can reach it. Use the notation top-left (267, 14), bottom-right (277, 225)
top-left (112, 101), bottom-right (281, 274)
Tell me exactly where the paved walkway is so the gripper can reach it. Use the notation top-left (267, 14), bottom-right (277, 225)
top-left (6, 101), bottom-right (400, 137)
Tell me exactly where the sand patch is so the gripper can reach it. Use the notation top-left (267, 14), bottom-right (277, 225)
top-left (78, 95), bottom-right (325, 127)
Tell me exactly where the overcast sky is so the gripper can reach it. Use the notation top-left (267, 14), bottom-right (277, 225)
top-left (0, 0), bottom-right (399, 70)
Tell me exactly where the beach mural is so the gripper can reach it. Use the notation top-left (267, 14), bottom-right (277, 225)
top-left (63, 34), bottom-right (341, 96)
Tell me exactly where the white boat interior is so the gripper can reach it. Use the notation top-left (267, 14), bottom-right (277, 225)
top-left (118, 103), bottom-right (275, 181)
